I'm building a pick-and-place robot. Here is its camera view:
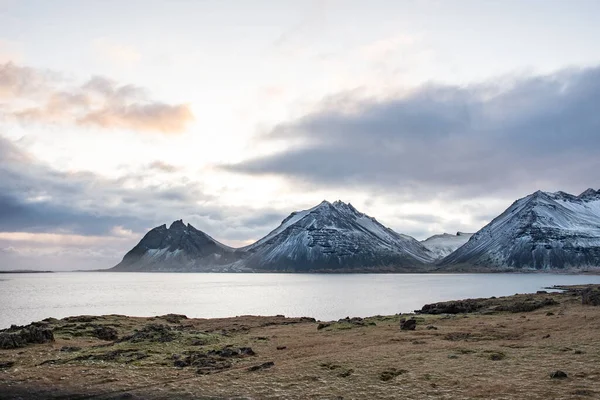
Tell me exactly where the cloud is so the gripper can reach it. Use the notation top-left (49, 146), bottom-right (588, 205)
top-left (78, 101), bottom-right (193, 133)
top-left (0, 62), bottom-right (54, 99)
top-left (223, 66), bottom-right (600, 201)
top-left (148, 160), bottom-right (180, 173)
top-left (0, 136), bottom-right (287, 270)
top-left (0, 62), bottom-right (194, 133)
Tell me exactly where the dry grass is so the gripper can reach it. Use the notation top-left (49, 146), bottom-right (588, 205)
top-left (1, 290), bottom-right (600, 399)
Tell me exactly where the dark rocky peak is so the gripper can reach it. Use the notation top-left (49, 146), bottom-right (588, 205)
top-left (551, 190), bottom-right (579, 202)
top-left (579, 188), bottom-right (599, 200)
top-left (309, 200), bottom-right (337, 215)
top-left (169, 219), bottom-right (187, 230)
top-left (529, 190), bottom-right (551, 201)
top-left (332, 200), bottom-right (361, 216)
top-left (314, 200), bottom-right (334, 209)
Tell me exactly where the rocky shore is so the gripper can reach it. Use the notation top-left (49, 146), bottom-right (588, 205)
top-left (1, 285), bottom-right (600, 399)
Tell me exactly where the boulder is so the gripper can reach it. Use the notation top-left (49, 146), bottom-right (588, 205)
top-left (400, 318), bottom-right (417, 331)
top-left (550, 370), bottom-right (568, 379)
top-left (93, 326), bottom-right (119, 341)
top-left (247, 361), bottom-right (274, 372)
top-left (0, 361), bottom-right (15, 369)
top-left (0, 324), bottom-right (54, 349)
top-left (582, 288), bottom-right (600, 306)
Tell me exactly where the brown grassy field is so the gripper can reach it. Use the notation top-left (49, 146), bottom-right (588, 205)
top-left (1, 286), bottom-right (600, 399)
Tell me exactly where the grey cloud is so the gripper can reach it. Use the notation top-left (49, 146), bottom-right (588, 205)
top-left (397, 214), bottom-right (445, 225)
top-left (224, 66), bottom-right (600, 200)
top-left (148, 161), bottom-right (180, 173)
top-left (0, 136), bottom-right (288, 269)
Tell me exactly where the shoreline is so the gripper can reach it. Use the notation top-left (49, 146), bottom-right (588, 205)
top-left (2, 285), bottom-right (600, 399)
top-left (4, 268), bottom-right (600, 275)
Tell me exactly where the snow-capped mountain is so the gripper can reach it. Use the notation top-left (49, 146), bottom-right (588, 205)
top-left (440, 189), bottom-right (600, 270)
top-left (111, 220), bottom-right (241, 271)
top-left (111, 201), bottom-right (434, 272)
top-left (421, 232), bottom-right (473, 260)
top-left (241, 200), bottom-right (434, 271)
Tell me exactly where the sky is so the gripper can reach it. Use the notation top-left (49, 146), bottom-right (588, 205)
top-left (1, 0), bottom-right (600, 270)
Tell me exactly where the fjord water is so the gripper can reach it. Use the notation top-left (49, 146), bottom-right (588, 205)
top-left (2, 272), bottom-right (600, 329)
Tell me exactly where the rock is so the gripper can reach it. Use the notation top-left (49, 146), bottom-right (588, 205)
top-left (400, 318), bottom-right (417, 331)
top-left (0, 324), bottom-right (54, 349)
top-left (487, 352), bottom-right (506, 361)
top-left (176, 346), bottom-right (256, 373)
top-left (550, 370), bottom-right (568, 379)
top-left (582, 288), bottom-right (600, 306)
top-left (0, 361), bottom-right (15, 369)
top-left (173, 360), bottom-right (188, 368)
top-left (73, 349), bottom-right (148, 363)
top-left (207, 346), bottom-right (255, 358)
top-left (320, 362), bottom-right (342, 370)
top-left (426, 325), bottom-right (438, 330)
top-left (335, 317), bottom-right (376, 328)
top-left (337, 368), bottom-right (354, 377)
top-left (92, 326), bottom-right (118, 341)
top-left (379, 368), bottom-right (408, 381)
top-left (247, 361), bottom-right (274, 372)
top-left (443, 332), bottom-right (471, 341)
top-left (158, 314), bottom-right (188, 324)
top-left (177, 352), bottom-right (232, 374)
top-left (317, 323), bottom-right (331, 330)
top-left (537, 290), bottom-right (548, 294)
top-left (496, 298), bottom-right (558, 312)
top-left (118, 324), bottom-right (175, 343)
top-left (64, 316), bottom-right (96, 323)
top-left (60, 346), bottom-right (82, 352)
top-left (276, 346), bottom-right (287, 350)
top-left (418, 299), bottom-right (483, 314)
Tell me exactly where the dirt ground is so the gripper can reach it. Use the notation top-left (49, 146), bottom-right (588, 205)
top-left (1, 286), bottom-right (600, 399)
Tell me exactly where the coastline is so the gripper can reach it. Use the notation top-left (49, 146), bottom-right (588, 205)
top-left (1, 285), bottom-right (600, 399)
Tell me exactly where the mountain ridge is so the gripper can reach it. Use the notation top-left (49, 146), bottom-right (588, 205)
top-left (110, 189), bottom-right (600, 273)
top-left (439, 188), bottom-right (600, 271)
top-left (111, 200), bottom-right (434, 272)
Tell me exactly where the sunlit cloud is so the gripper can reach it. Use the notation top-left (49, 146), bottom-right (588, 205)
top-left (0, 231), bottom-right (132, 246)
top-left (0, 62), bottom-right (194, 134)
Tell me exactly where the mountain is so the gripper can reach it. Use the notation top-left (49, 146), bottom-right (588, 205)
top-left (421, 232), bottom-right (473, 260)
top-left (110, 201), bottom-right (434, 272)
top-left (111, 220), bottom-right (241, 272)
top-left (241, 200), bottom-right (434, 271)
top-left (440, 189), bottom-right (600, 270)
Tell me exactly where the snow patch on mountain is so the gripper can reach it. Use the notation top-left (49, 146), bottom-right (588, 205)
top-left (421, 232), bottom-right (473, 259)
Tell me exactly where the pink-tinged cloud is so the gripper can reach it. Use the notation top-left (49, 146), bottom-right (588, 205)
top-left (0, 62), bottom-right (194, 134)
top-left (79, 102), bottom-right (194, 134)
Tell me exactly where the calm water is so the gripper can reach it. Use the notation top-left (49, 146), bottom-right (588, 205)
top-left (2, 272), bottom-right (600, 329)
